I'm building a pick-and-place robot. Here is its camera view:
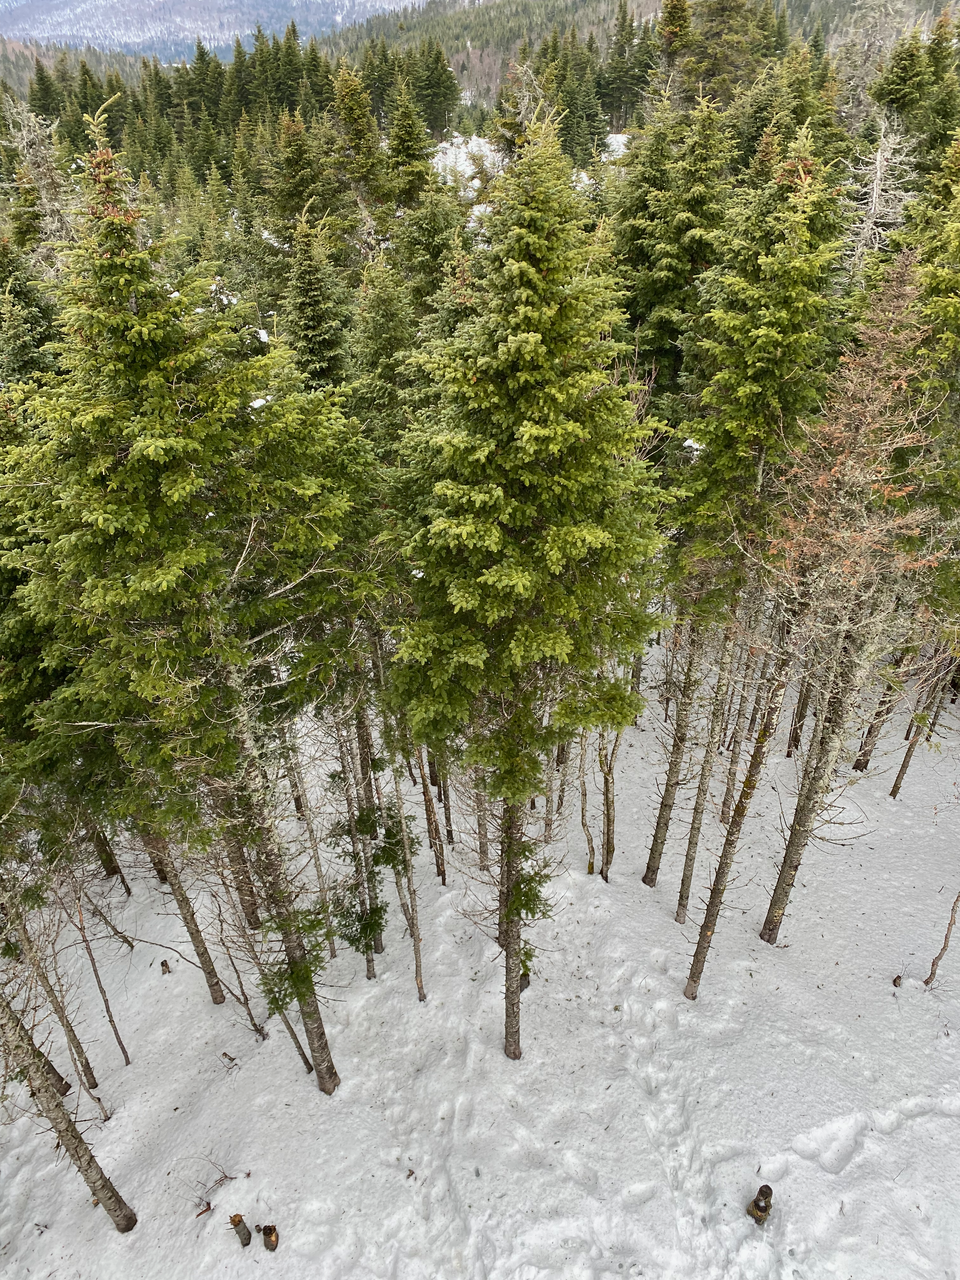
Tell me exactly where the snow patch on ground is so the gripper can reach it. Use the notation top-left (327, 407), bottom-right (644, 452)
top-left (2, 708), bottom-right (959, 1279)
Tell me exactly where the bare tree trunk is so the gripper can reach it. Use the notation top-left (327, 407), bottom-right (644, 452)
top-left (252, 820), bottom-right (340, 1093)
top-left (476, 782), bottom-right (490, 872)
top-left (599, 729), bottom-right (624, 882)
top-left (853, 654), bottom-right (906, 772)
top-left (346, 717), bottom-right (384, 957)
top-left (676, 626), bottom-right (734, 925)
top-left (74, 900), bottom-right (131, 1066)
top-left (334, 723), bottom-right (377, 979)
top-left (720, 646), bottom-right (761, 824)
top-left (440, 773), bottom-right (455, 847)
top-left (643, 635), bottom-right (699, 887)
top-left (0, 989), bottom-right (137, 1232)
top-left (579, 730), bottom-right (599, 876)
top-left (87, 826), bottom-right (130, 895)
top-left (555, 741), bottom-right (570, 815)
top-left (890, 671), bottom-right (949, 800)
top-left (760, 625), bottom-right (874, 945)
top-left (786, 679), bottom-right (811, 758)
top-left (0, 1002), bottom-right (72, 1097)
top-left (219, 659), bottom-right (339, 1093)
top-left (415, 747), bottom-right (446, 884)
top-left (501, 802), bottom-right (524, 1061)
top-left (924, 889), bottom-right (960, 986)
top-left (215, 797), bottom-right (262, 931)
top-left (6, 902), bottom-right (99, 1091)
top-left (274, 729), bottom-right (335, 958)
top-left (140, 832), bottom-right (226, 1006)
top-left (392, 772), bottom-right (426, 1002)
top-left (684, 656), bottom-right (789, 1001)
top-left (746, 652), bottom-right (772, 739)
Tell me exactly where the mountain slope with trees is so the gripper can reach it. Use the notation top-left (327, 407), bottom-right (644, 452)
top-left (0, 2), bottom-right (958, 1272)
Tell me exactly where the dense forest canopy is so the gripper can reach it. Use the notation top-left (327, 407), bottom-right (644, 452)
top-left (1, 0), bottom-right (960, 1243)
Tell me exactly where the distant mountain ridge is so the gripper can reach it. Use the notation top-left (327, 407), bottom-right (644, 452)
top-left (0, 0), bottom-right (407, 58)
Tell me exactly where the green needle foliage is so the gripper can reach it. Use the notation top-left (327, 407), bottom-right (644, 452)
top-left (396, 117), bottom-right (661, 802)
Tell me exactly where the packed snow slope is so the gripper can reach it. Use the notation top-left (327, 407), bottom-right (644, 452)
top-left (1, 710), bottom-right (959, 1280)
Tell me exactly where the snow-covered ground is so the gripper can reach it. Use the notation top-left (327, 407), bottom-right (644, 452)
top-left (2, 705), bottom-right (959, 1280)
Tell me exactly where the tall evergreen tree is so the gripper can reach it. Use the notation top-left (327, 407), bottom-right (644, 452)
top-left (395, 121), bottom-right (660, 1059)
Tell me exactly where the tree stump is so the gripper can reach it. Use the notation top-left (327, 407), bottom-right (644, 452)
top-left (229, 1214), bottom-right (251, 1247)
top-left (262, 1224), bottom-right (278, 1251)
top-left (747, 1184), bottom-right (773, 1224)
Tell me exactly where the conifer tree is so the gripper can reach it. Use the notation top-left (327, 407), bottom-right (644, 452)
top-left (282, 220), bottom-right (351, 387)
top-left (681, 126), bottom-right (846, 522)
top-left (387, 80), bottom-right (436, 206)
top-left (3, 114), bottom-right (374, 1093)
top-left (618, 96), bottom-right (731, 395)
top-left (395, 120), bottom-right (659, 1060)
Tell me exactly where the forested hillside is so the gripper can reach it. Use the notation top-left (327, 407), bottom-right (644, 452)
top-left (0, 0), bottom-right (960, 1272)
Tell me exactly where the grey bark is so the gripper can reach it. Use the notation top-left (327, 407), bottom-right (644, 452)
top-left (599, 729), bottom-right (624, 882)
top-left (676, 626), bottom-right (734, 925)
top-left (853, 663), bottom-right (904, 772)
top-left (760, 621), bottom-right (876, 945)
top-left (7, 902), bottom-right (99, 1091)
top-left (334, 722), bottom-right (377, 979)
top-left (140, 832), bottom-right (226, 1007)
top-left (392, 771), bottom-right (426, 1001)
top-left (643, 635), bottom-right (699, 888)
top-left (501, 802), bottom-right (524, 1061)
top-left (0, 989), bottom-right (137, 1232)
top-left (720, 645), bottom-right (761, 825)
top-left (579, 730), bottom-right (599, 876)
top-left (684, 654), bottom-right (790, 1001)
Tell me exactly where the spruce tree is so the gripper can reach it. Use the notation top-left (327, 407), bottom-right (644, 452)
top-left (387, 80), bottom-right (436, 206)
top-left (682, 126), bottom-right (846, 521)
top-left (282, 220), bottom-right (351, 387)
top-left (4, 116), bottom-right (374, 1093)
top-left (395, 121), bottom-right (659, 1059)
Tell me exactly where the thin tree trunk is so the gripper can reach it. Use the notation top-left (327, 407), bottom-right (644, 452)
top-left (720, 646), bottom-right (761, 825)
top-left (74, 901), bottom-right (131, 1066)
top-left (556, 741), bottom-right (570, 814)
top-left (275, 729), bottom-right (334, 957)
top-left (746, 652), bottom-right (772, 739)
top-left (415, 747), bottom-right (446, 884)
top-left (252, 820), bottom-right (340, 1092)
top-left (334, 722), bottom-right (377, 978)
top-left (219, 659), bottom-right (339, 1093)
top-left (0, 990), bottom-right (136, 1232)
top-left (684, 655), bottom-right (789, 1001)
top-left (393, 772), bottom-right (426, 1001)
top-left (140, 832), bottom-right (226, 1006)
top-left (440, 774), bottom-right (455, 847)
top-left (890, 672), bottom-right (949, 800)
top-left (219, 813), bottom-right (262, 931)
top-left (0, 1002), bottom-right (72, 1097)
top-left (88, 827), bottom-right (130, 895)
top-left (501, 802), bottom-right (524, 1061)
top-left (7, 904), bottom-right (99, 1091)
top-left (599, 729), bottom-right (624, 882)
top-left (643, 635), bottom-right (699, 888)
top-left (476, 783), bottom-right (489, 872)
top-left (346, 717), bottom-right (384, 957)
top-left (579, 730), bottom-right (598, 876)
top-left (760, 625), bottom-right (873, 945)
top-left (786, 679), bottom-right (811, 759)
top-left (853, 673), bottom-right (903, 772)
top-left (677, 626), bottom-right (734, 925)
top-left (924, 889), bottom-right (960, 986)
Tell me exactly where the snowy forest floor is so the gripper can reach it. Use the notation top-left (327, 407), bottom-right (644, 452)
top-left (2, 706), bottom-right (959, 1280)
